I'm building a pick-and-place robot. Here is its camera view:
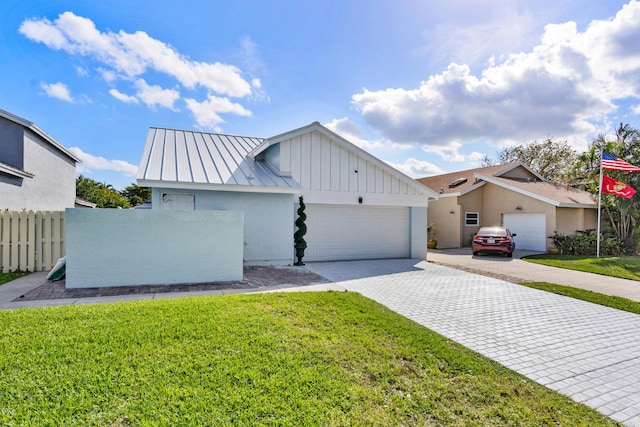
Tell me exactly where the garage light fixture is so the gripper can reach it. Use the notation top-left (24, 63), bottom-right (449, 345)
top-left (358, 197), bottom-right (363, 204)
top-left (449, 210), bottom-right (455, 214)
top-left (515, 206), bottom-right (522, 211)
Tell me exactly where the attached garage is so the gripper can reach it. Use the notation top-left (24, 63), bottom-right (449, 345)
top-left (503, 213), bottom-right (546, 251)
top-left (304, 205), bottom-right (410, 261)
top-left (138, 122), bottom-right (437, 266)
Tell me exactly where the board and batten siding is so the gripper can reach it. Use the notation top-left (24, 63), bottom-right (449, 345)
top-left (277, 130), bottom-right (425, 206)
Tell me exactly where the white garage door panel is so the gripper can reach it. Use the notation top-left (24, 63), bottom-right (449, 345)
top-left (503, 213), bottom-right (546, 251)
top-left (305, 205), bottom-right (410, 261)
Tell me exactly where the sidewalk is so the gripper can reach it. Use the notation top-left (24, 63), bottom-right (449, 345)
top-left (0, 266), bottom-right (343, 310)
top-left (427, 248), bottom-right (640, 301)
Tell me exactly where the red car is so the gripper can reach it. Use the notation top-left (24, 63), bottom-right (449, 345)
top-left (472, 227), bottom-right (516, 257)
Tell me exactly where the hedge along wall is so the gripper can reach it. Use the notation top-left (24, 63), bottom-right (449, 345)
top-left (65, 209), bottom-right (243, 288)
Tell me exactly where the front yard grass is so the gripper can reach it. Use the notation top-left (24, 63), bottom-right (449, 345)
top-left (519, 281), bottom-right (640, 315)
top-left (0, 292), bottom-right (617, 426)
top-left (523, 254), bottom-right (640, 281)
top-left (0, 270), bottom-right (28, 286)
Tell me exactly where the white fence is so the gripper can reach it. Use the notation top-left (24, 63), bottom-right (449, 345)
top-left (0, 211), bottom-right (65, 272)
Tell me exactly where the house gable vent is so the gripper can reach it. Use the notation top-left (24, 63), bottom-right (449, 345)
top-left (448, 177), bottom-right (468, 188)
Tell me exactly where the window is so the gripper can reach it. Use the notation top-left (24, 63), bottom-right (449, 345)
top-left (465, 212), bottom-right (479, 226)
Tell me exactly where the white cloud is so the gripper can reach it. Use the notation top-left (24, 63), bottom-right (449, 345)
top-left (109, 88), bottom-right (139, 104)
top-left (386, 158), bottom-right (445, 179)
top-left (19, 12), bottom-right (253, 98)
top-left (40, 81), bottom-right (74, 102)
top-left (69, 147), bottom-right (138, 176)
top-left (98, 68), bottom-right (117, 83)
top-left (75, 66), bottom-right (88, 77)
top-left (134, 79), bottom-right (179, 110)
top-left (352, 1), bottom-right (640, 157)
top-left (633, 104), bottom-right (640, 114)
top-left (185, 95), bottom-right (252, 128)
top-left (422, 141), bottom-right (466, 162)
top-left (324, 117), bottom-right (413, 150)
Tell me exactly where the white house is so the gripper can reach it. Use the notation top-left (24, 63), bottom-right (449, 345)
top-left (0, 108), bottom-right (80, 211)
top-left (137, 122), bottom-right (437, 265)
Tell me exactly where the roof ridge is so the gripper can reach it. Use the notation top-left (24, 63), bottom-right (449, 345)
top-left (149, 126), bottom-right (266, 141)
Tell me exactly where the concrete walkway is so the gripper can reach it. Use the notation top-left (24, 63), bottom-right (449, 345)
top-left (428, 248), bottom-right (640, 301)
top-left (3, 256), bottom-right (640, 425)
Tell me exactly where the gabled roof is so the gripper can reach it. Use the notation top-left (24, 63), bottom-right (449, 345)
top-left (418, 163), bottom-right (522, 197)
top-left (418, 162), bottom-right (596, 208)
top-left (136, 127), bottom-right (301, 193)
top-left (0, 108), bottom-right (81, 163)
top-left (475, 172), bottom-right (595, 207)
top-left (138, 122), bottom-right (439, 199)
top-left (255, 122), bottom-right (439, 199)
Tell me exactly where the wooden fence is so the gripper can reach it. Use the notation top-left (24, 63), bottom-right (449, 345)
top-left (0, 211), bottom-right (65, 272)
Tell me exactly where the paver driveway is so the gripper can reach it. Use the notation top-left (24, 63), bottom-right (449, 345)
top-left (306, 259), bottom-right (640, 427)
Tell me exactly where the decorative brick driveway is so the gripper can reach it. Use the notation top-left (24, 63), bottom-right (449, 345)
top-left (307, 259), bottom-right (640, 427)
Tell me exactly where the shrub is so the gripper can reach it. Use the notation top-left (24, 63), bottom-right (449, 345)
top-left (549, 230), bottom-right (627, 256)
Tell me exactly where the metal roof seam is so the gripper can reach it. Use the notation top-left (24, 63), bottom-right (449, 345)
top-left (139, 127), bottom-right (156, 179)
top-left (208, 133), bottom-right (238, 185)
top-left (186, 131), bottom-right (208, 183)
top-left (196, 132), bottom-right (222, 184)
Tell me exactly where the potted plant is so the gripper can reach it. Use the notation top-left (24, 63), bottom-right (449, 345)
top-left (427, 223), bottom-right (438, 249)
top-left (547, 231), bottom-right (561, 255)
top-left (294, 196), bottom-right (307, 265)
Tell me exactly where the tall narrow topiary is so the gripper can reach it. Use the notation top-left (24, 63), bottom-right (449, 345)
top-left (294, 196), bottom-right (307, 265)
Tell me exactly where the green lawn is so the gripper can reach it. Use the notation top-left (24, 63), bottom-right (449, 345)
top-left (0, 292), bottom-right (616, 426)
top-left (519, 281), bottom-right (640, 315)
top-left (0, 270), bottom-right (28, 286)
top-left (522, 254), bottom-right (640, 281)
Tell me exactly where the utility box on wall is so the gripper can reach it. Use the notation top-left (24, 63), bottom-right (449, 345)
top-left (65, 209), bottom-right (243, 288)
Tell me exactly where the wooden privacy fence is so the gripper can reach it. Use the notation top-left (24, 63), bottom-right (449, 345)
top-left (0, 211), bottom-right (65, 272)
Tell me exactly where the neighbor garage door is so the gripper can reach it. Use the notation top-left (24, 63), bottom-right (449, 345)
top-left (304, 205), bottom-right (410, 262)
top-left (503, 213), bottom-right (546, 251)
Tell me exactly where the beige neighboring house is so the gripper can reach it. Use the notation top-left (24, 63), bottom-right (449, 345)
top-left (418, 162), bottom-right (597, 251)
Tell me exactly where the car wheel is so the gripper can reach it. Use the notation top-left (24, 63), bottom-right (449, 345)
top-left (473, 251), bottom-right (479, 256)
top-left (507, 251), bottom-right (513, 258)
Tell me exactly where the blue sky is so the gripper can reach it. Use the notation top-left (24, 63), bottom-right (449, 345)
top-left (1, 0), bottom-right (639, 190)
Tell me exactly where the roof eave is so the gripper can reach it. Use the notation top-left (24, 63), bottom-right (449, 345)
top-left (0, 108), bottom-right (81, 164)
top-left (493, 162), bottom-right (546, 181)
top-left (475, 173), bottom-right (562, 206)
top-left (137, 179), bottom-right (302, 194)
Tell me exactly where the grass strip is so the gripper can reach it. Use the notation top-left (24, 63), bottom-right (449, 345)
top-left (0, 271), bottom-right (28, 286)
top-left (523, 255), bottom-right (640, 281)
top-left (519, 281), bottom-right (640, 315)
top-left (0, 292), bottom-right (616, 426)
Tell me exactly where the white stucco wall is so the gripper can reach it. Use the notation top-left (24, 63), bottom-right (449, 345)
top-left (410, 206), bottom-right (428, 259)
top-left (1, 130), bottom-right (76, 211)
top-left (65, 209), bottom-right (243, 288)
top-left (152, 188), bottom-right (295, 266)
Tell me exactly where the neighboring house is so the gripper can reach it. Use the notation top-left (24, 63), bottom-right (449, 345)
top-left (418, 162), bottom-right (597, 251)
top-left (0, 108), bottom-right (80, 211)
top-left (137, 121), bottom-right (437, 265)
top-left (74, 197), bottom-right (97, 208)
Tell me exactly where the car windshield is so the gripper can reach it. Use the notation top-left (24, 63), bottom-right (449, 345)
top-left (477, 227), bottom-right (507, 236)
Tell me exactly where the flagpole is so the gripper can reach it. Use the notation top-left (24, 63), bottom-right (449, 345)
top-left (597, 149), bottom-right (603, 258)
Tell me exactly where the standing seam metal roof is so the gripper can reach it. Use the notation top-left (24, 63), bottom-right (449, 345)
top-left (137, 127), bottom-right (301, 190)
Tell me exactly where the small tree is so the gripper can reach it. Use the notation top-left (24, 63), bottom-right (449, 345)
top-left (294, 196), bottom-right (307, 248)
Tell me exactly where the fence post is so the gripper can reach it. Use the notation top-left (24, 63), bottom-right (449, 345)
top-left (1, 211), bottom-right (10, 272)
top-left (0, 210), bottom-right (65, 272)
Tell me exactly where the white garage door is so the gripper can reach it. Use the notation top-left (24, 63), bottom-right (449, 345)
top-left (503, 213), bottom-right (547, 251)
top-left (304, 205), bottom-right (410, 262)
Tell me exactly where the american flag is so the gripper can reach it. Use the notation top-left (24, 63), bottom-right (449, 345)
top-left (602, 152), bottom-right (640, 172)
